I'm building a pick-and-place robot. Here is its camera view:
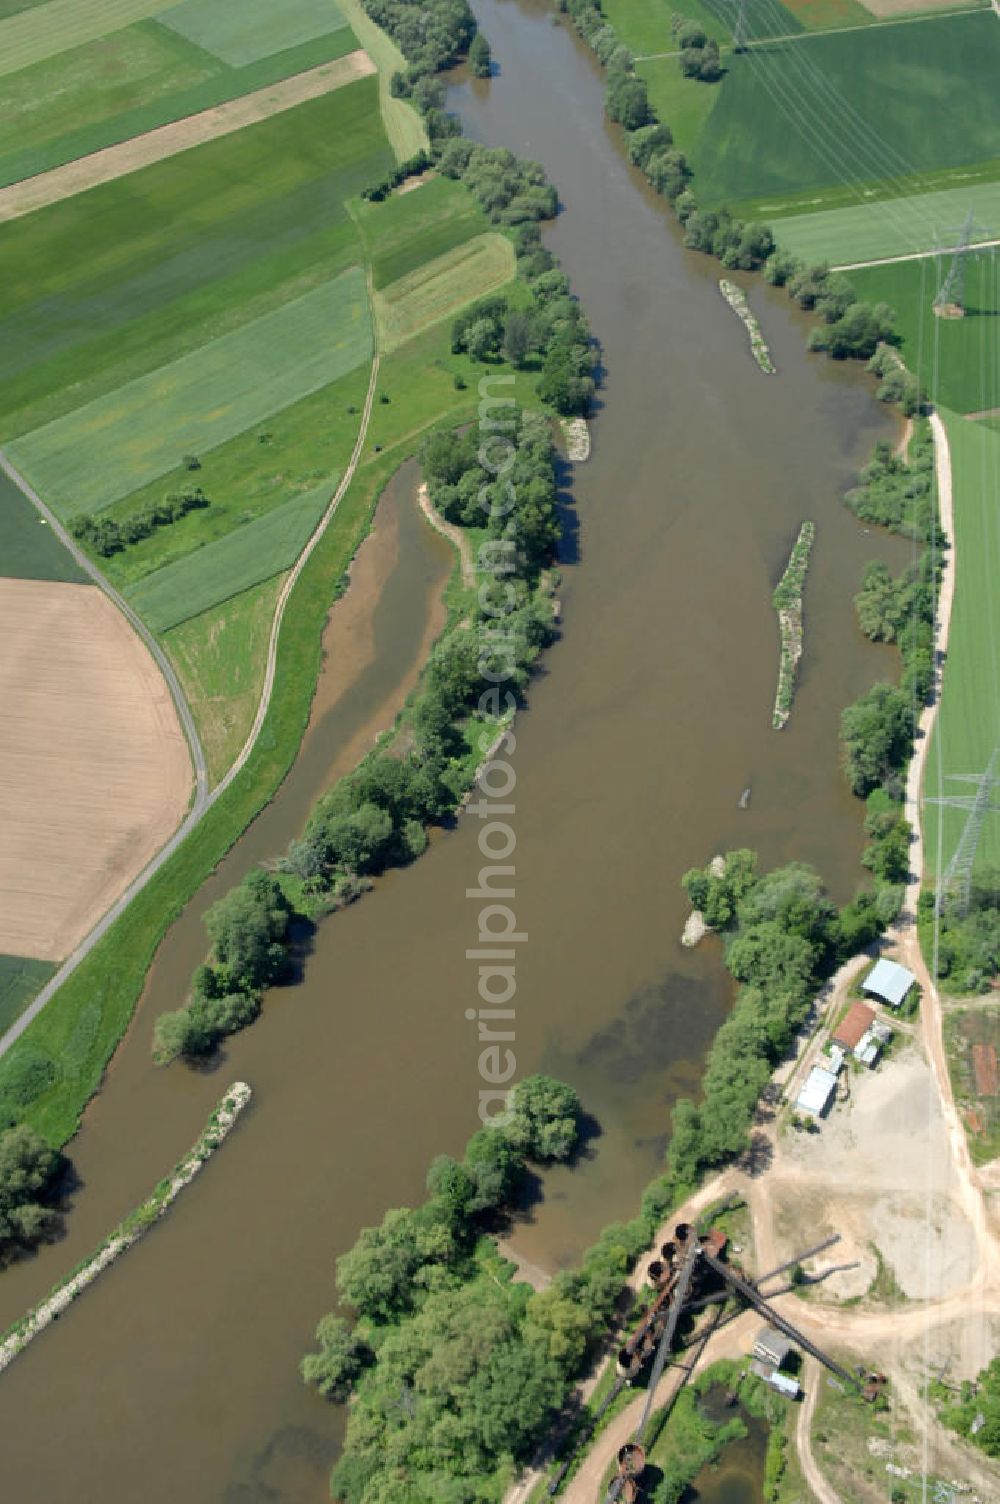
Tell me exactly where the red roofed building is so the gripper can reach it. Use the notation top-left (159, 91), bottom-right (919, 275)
top-left (831, 1001), bottom-right (875, 1052)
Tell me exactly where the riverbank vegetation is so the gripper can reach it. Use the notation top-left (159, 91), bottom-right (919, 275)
top-left (0, 1125), bottom-right (62, 1263)
top-left (303, 1076), bottom-right (597, 1501)
top-left (671, 852), bottom-right (883, 1193)
top-left (837, 425), bottom-right (940, 898)
top-left (152, 406), bottom-right (562, 1061)
top-left (771, 521), bottom-right (814, 730)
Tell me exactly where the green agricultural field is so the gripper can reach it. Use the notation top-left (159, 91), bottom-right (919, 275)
top-left (638, 55), bottom-right (723, 155)
top-left (0, 471), bottom-right (85, 582)
top-left (0, 22), bottom-right (359, 191)
top-left (846, 252), bottom-right (1000, 415)
top-left (770, 176), bottom-right (1000, 266)
top-left (0, 955), bottom-right (54, 1036)
top-left (602, 0), bottom-right (730, 51)
top-left (9, 267), bottom-right (371, 516)
top-left (925, 413), bottom-right (1000, 876)
top-left (94, 362), bottom-right (372, 589)
top-left (0, 79), bottom-right (390, 440)
top-left (160, 0), bottom-right (347, 66)
top-left (354, 174), bottom-right (491, 288)
top-left (0, 0), bottom-right (169, 76)
top-left (690, 12), bottom-right (1000, 209)
top-left (126, 482), bottom-right (341, 631)
top-left (374, 234), bottom-right (516, 353)
top-left (164, 574), bottom-right (285, 784)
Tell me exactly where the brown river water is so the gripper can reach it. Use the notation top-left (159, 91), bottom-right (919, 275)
top-left (0, 3), bottom-right (907, 1497)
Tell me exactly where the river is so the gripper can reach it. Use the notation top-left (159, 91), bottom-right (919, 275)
top-left (0, 2), bottom-right (906, 1498)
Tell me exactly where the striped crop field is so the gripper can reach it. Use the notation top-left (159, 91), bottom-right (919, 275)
top-left (925, 412), bottom-right (1000, 875)
top-left (771, 176), bottom-right (1000, 267)
top-left (159, 0), bottom-right (347, 66)
top-left (126, 483), bottom-right (339, 631)
top-left (0, 0), bottom-right (170, 75)
top-left (0, 80), bottom-right (390, 442)
top-left (374, 234), bottom-right (517, 354)
top-left (8, 267), bottom-right (371, 517)
top-left (0, 0), bottom-right (357, 191)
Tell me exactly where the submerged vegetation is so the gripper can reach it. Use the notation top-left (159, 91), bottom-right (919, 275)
top-left (772, 521), bottom-right (815, 730)
top-left (719, 278), bottom-right (775, 374)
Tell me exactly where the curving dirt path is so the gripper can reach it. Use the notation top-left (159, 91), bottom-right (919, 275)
top-left (0, 52), bottom-right (376, 222)
top-left (797, 1358), bottom-right (841, 1504)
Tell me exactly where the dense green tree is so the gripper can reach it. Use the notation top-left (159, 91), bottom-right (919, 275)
top-left (300, 1315), bottom-right (371, 1400)
top-left (505, 1075), bottom-right (581, 1161)
top-left (204, 870), bottom-right (290, 992)
top-left (469, 30), bottom-right (491, 75)
top-left (840, 682), bottom-right (912, 796)
top-left (0, 1124), bottom-right (60, 1256)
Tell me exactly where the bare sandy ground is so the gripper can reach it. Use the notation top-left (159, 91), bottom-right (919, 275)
top-left (861, 0), bottom-right (980, 13)
top-left (0, 579), bottom-right (191, 960)
top-left (0, 50), bottom-right (375, 223)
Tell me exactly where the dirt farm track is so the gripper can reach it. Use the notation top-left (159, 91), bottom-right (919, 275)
top-left (0, 578), bottom-right (191, 962)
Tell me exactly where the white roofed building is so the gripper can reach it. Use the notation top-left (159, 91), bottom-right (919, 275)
top-left (863, 958), bottom-right (916, 1009)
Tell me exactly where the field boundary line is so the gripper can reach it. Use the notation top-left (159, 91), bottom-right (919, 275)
top-left (0, 50), bottom-right (376, 223)
top-left (632, 1), bottom-right (988, 57)
top-left (834, 236), bottom-right (1000, 271)
top-left (0, 273), bottom-right (381, 1063)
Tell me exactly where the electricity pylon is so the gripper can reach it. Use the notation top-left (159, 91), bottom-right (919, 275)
top-left (732, 0), bottom-right (749, 50)
top-left (934, 208), bottom-right (992, 315)
top-left (927, 747), bottom-right (1000, 916)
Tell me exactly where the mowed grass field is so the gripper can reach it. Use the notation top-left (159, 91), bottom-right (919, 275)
top-left (9, 266), bottom-right (372, 515)
top-left (0, 0), bottom-right (357, 188)
top-left (689, 11), bottom-right (1000, 210)
top-left (847, 251), bottom-right (1000, 415)
top-left (0, 470), bottom-right (85, 582)
top-left (374, 234), bottom-right (517, 353)
top-left (925, 412), bottom-right (1000, 875)
top-left (771, 176), bottom-right (1000, 266)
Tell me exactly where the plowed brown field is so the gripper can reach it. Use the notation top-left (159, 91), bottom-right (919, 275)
top-left (0, 578), bottom-right (191, 960)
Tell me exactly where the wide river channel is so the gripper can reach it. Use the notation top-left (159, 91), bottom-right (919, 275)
top-left (0, 2), bottom-right (907, 1497)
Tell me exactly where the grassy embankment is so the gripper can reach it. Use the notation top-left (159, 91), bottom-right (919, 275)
top-left (0, 0), bottom-right (358, 188)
